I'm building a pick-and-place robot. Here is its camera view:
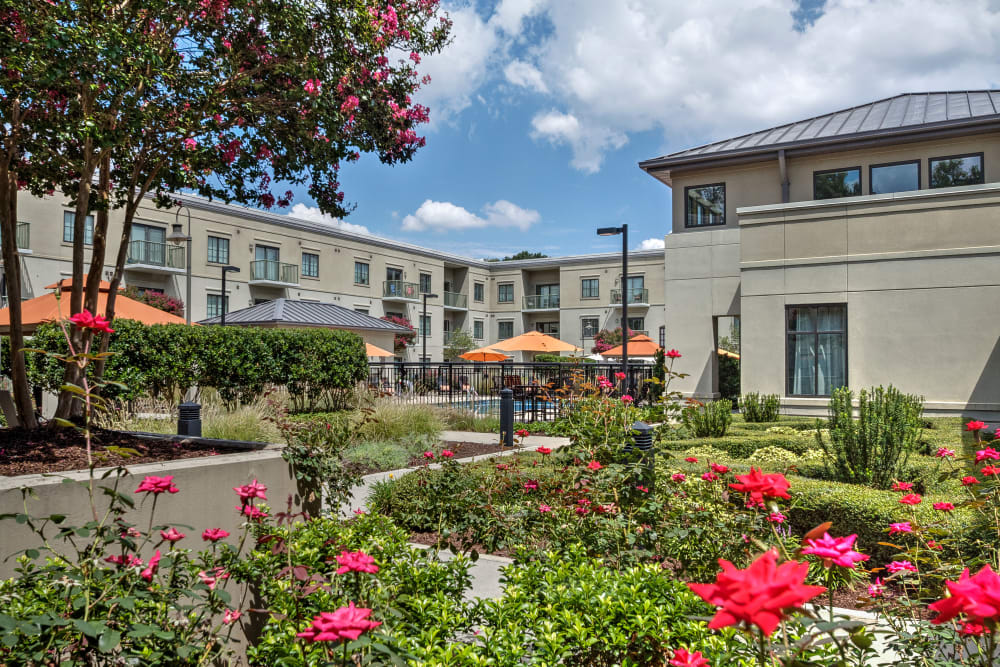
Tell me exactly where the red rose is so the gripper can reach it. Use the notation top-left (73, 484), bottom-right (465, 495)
top-left (335, 550), bottom-right (379, 575)
top-left (929, 565), bottom-right (1000, 626)
top-left (296, 603), bottom-right (382, 642)
top-left (729, 468), bottom-right (791, 505)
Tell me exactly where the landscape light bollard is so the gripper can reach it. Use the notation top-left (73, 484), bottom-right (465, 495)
top-left (178, 401), bottom-right (202, 437)
top-left (630, 420), bottom-right (654, 490)
top-left (500, 387), bottom-right (514, 448)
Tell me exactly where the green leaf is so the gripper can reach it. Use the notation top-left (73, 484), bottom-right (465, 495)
top-left (98, 629), bottom-right (121, 652)
top-left (127, 624), bottom-right (156, 638)
top-left (72, 619), bottom-right (104, 637)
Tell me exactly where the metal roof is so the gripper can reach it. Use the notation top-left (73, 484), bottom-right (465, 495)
top-left (198, 298), bottom-right (411, 331)
top-left (640, 91), bottom-right (1000, 172)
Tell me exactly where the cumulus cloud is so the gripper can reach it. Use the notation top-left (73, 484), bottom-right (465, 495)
top-left (287, 203), bottom-right (370, 235)
top-left (637, 237), bottom-right (665, 250)
top-left (504, 60), bottom-right (548, 93)
top-left (401, 199), bottom-right (541, 232)
top-left (530, 110), bottom-right (627, 173)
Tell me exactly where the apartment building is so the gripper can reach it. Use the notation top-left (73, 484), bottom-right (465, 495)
top-left (3, 192), bottom-right (665, 361)
top-left (641, 91), bottom-right (1000, 417)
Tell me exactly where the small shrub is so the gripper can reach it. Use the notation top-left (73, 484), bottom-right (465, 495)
top-left (738, 392), bottom-right (780, 422)
top-left (748, 445), bottom-right (800, 468)
top-left (682, 399), bottom-right (732, 437)
top-left (679, 445), bottom-right (730, 461)
top-left (357, 402), bottom-right (444, 442)
top-left (818, 385), bottom-right (923, 489)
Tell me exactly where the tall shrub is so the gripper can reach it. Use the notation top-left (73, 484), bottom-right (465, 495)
top-left (682, 399), bottom-right (733, 437)
top-left (739, 392), bottom-right (781, 422)
top-left (818, 385), bottom-right (924, 489)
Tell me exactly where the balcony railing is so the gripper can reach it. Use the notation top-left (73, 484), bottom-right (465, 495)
top-left (383, 280), bottom-right (420, 300)
top-left (250, 260), bottom-right (299, 284)
top-left (1, 222), bottom-right (31, 250)
top-left (443, 291), bottom-right (467, 309)
top-left (126, 240), bottom-right (186, 269)
top-left (523, 294), bottom-right (560, 310)
top-left (610, 288), bottom-right (649, 305)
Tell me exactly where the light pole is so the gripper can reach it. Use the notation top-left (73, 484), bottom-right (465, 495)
top-left (597, 224), bottom-right (629, 390)
top-left (167, 207), bottom-right (192, 325)
top-left (220, 265), bottom-right (240, 326)
top-left (421, 292), bottom-right (438, 375)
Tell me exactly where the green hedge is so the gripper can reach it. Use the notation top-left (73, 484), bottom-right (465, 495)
top-left (23, 320), bottom-right (367, 408)
top-left (663, 433), bottom-right (819, 458)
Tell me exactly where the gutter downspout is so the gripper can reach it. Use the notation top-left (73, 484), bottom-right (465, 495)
top-left (778, 149), bottom-right (790, 203)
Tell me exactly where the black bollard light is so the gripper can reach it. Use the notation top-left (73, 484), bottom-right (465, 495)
top-left (500, 387), bottom-right (514, 448)
top-left (630, 420), bottom-right (655, 489)
top-left (178, 401), bottom-right (202, 437)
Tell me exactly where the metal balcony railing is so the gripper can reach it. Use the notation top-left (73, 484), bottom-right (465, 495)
top-left (523, 294), bottom-right (560, 310)
top-left (383, 280), bottom-right (420, 300)
top-left (251, 260), bottom-right (298, 284)
top-left (610, 288), bottom-right (649, 305)
top-left (126, 240), bottom-right (186, 269)
top-left (443, 291), bottom-right (467, 308)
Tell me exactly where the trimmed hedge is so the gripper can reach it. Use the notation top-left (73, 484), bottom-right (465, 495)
top-left (663, 434), bottom-right (818, 458)
top-left (24, 320), bottom-right (367, 408)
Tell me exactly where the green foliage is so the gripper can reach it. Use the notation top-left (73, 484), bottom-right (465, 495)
top-left (484, 250), bottom-right (548, 261)
top-left (25, 321), bottom-right (367, 409)
top-left (738, 392), bottom-right (781, 422)
top-left (532, 353), bottom-right (595, 363)
top-left (718, 355), bottom-right (740, 401)
top-left (276, 411), bottom-right (363, 514)
top-left (819, 385), bottom-right (924, 489)
top-left (682, 399), bottom-right (733, 437)
top-left (442, 329), bottom-right (476, 361)
top-left (435, 408), bottom-right (500, 432)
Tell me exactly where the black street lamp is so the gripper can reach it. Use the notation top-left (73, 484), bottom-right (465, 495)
top-left (421, 291), bottom-right (438, 376)
top-left (597, 224), bottom-right (629, 390)
top-left (220, 265), bottom-right (240, 326)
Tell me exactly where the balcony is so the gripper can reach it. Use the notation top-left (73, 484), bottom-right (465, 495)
top-left (125, 240), bottom-right (186, 274)
top-left (522, 294), bottom-right (560, 311)
top-left (383, 280), bottom-right (420, 301)
top-left (249, 260), bottom-right (299, 286)
top-left (443, 291), bottom-right (468, 310)
top-left (610, 288), bottom-right (649, 307)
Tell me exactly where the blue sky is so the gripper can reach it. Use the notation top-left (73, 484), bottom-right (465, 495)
top-left (284, 0), bottom-right (1000, 258)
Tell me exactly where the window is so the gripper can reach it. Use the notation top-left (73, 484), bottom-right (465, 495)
top-left (870, 160), bottom-right (920, 194)
top-left (581, 318), bottom-right (599, 339)
top-left (419, 273), bottom-right (432, 294)
top-left (659, 325), bottom-right (666, 348)
top-left (129, 223), bottom-right (167, 264)
top-left (581, 278), bottom-right (599, 299)
top-left (536, 322), bottom-right (559, 336)
top-left (786, 304), bottom-right (847, 397)
top-left (63, 211), bottom-right (94, 245)
top-left (354, 261), bottom-right (370, 285)
top-left (535, 284), bottom-right (559, 308)
top-left (206, 294), bottom-right (229, 319)
top-left (498, 320), bottom-right (513, 340)
top-left (813, 167), bottom-right (861, 200)
top-left (930, 153), bottom-right (984, 188)
top-left (386, 267), bottom-right (402, 281)
top-left (301, 252), bottom-right (319, 278)
top-left (207, 236), bottom-right (230, 264)
top-left (474, 282), bottom-right (484, 302)
top-left (385, 310), bottom-right (403, 320)
top-left (473, 320), bottom-right (484, 340)
top-left (626, 275), bottom-right (645, 302)
top-left (498, 283), bottom-right (514, 303)
top-left (684, 183), bottom-right (725, 227)
top-left (253, 245), bottom-right (280, 281)
top-left (627, 317), bottom-right (645, 333)
top-left (419, 315), bottom-right (431, 336)
top-left (355, 308), bottom-right (369, 315)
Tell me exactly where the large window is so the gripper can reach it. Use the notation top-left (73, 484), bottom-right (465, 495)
top-left (474, 282), bottom-right (484, 302)
top-left (813, 167), bottom-right (861, 200)
top-left (786, 304), bottom-right (847, 397)
top-left (870, 160), bottom-right (920, 195)
top-left (302, 252), bottom-right (319, 278)
top-left (419, 272), bottom-right (432, 294)
top-left (63, 211), bottom-right (94, 245)
top-left (498, 320), bottom-right (513, 339)
top-left (354, 261), bottom-right (369, 285)
top-left (206, 294), bottom-right (229, 319)
top-left (473, 320), bottom-right (484, 340)
top-left (627, 317), bottom-right (645, 333)
top-left (581, 318), bottom-right (599, 339)
top-left (129, 223), bottom-right (167, 264)
top-left (207, 236), bottom-right (230, 264)
top-left (536, 321), bottom-right (559, 336)
top-left (419, 315), bottom-right (431, 337)
top-left (498, 283), bottom-right (514, 303)
top-left (684, 183), bottom-right (725, 227)
top-left (929, 153), bottom-right (984, 188)
top-left (581, 278), bottom-right (599, 299)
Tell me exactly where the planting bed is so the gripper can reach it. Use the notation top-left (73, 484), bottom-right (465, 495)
top-left (347, 439), bottom-right (514, 475)
top-left (0, 427), bottom-right (252, 476)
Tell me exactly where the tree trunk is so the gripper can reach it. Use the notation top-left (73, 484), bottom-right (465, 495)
top-left (94, 195), bottom-right (137, 384)
top-left (0, 170), bottom-right (38, 428)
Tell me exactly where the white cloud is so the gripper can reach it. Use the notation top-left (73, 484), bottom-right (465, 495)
top-left (504, 60), bottom-right (548, 93)
top-left (530, 110), bottom-right (627, 173)
top-left (287, 203), bottom-right (370, 235)
top-left (637, 237), bottom-right (665, 250)
top-left (401, 199), bottom-right (541, 232)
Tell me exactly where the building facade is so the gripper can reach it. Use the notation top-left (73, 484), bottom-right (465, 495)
top-left (641, 91), bottom-right (1000, 417)
top-left (4, 192), bottom-right (666, 361)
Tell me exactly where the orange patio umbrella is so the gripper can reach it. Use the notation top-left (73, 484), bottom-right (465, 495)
top-left (488, 330), bottom-right (581, 354)
top-left (460, 346), bottom-right (508, 362)
top-left (718, 348), bottom-right (740, 360)
top-left (601, 333), bottom-right (662, 357)
top-left (365, 342), bottom-right (394, 358)
top-left (0, 279), bottom-right (189, 334)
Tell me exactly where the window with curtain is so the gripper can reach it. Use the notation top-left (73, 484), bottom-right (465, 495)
top-left (419, 273), bottom-right (432, 293)
top-left (498, 320), bottom-right (513, 339)
top-left (498, 283), bottom-right (513, 303)
top-left (354, 262), bottom-right (369, 285)
top-left (786, 304), bottom-right (847, 396)
top-left (206, 294), bottom-right (229, 319)
top-left (207, 236), bottom-right (230, 264)
top-left (302, 252), bottom-right (319, 277)
top-left (474, 282), bottom-right (484, 302)
top-left (473, 320), bottom-right (484, 339)
top-left (63, 211), bottom-right (94, 244)
top-left (581, 278), bottom-right (599, 299)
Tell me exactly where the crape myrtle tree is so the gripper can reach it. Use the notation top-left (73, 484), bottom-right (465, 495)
top-left (0, 0), bottom-right (451, 426)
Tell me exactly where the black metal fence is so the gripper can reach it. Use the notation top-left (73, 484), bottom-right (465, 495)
top-left (365, 362), bottom-right (655, 422)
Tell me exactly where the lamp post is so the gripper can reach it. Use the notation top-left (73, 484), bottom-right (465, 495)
top-left (167, 208), bottom-right (192, 325)
top-left (220, 265), bottom-right (240, 326)
top-left (597, 224), bottom-right (629, 390)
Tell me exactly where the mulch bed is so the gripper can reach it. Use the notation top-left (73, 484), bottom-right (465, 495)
top-left (0, 427), bottom-right (247, 477)
top-left (408, 529), bottom-right (519, 559)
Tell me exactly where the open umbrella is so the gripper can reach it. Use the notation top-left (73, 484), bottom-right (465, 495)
top-left (365, 342), bottom-right (394, 358)
top-left (718, 348), bottom-right (740, 360)
top-left (460, 346), bottom-right (508, 362)
top-left (601, 334), bottom-right (661, 357)
top-left (489, 330), bottom-right (582, 354)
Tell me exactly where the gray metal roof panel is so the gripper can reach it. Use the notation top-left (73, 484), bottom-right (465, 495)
top-left (198, 298), bottom-right (411, 331)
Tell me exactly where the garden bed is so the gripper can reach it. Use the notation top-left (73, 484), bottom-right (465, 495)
top-left (0, 426), bottom-right (259, 476)
top-left (347, 439), bottom-right (514, 475)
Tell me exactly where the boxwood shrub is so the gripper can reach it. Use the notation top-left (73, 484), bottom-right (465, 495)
top-left (662, 434), bottom-right (818, 458)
